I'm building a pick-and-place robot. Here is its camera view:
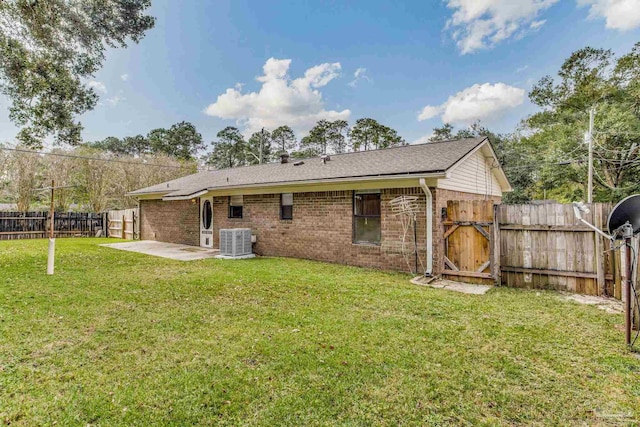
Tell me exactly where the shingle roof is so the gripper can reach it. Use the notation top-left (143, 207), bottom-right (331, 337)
top-left (129, 137), bottom-right (487, 198)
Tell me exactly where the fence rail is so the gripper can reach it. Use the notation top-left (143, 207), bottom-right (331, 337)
top-left (0, 211), bottom-right (104, 240)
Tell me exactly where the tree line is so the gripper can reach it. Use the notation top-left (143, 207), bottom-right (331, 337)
top-left (204, 118), bottom-right (406, 170)
top-left (0, 146), bottom-right (196, 212)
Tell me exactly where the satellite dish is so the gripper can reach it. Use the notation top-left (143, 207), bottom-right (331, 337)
top-left (607, 194), bottom-right (640, 237)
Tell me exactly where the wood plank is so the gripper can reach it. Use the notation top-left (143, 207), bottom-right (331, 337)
top-left (443, 269), bottom-right (493, 279)
top-left (476, 260), bottom-right (490, 273)
top-left (443, 220), bottom-right (493, 227)
top-left (501, 266), bottom-right (598, 279)
top-left (493, 204), bottom-right (501, 286)
top-left (498, 224), bottom-right (595, 232)
top-left (444, 256), bottom-right (459, 271)
top-left (443, 224), bottom-right (459, 240)
top-left (473, 223), bottom-right (491, 240)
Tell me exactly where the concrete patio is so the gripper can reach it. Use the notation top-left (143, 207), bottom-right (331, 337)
top-left (100, 240), bottom-right (219, 261)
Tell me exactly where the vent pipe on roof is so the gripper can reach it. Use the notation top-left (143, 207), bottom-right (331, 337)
top-left (280, 153), bottom-right (290, 164)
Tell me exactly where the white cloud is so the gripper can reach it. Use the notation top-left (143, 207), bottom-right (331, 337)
top-left (105, 96), bottom-right (123, 107)
top-left (516, 64), bottom-right (529, 73)
top-left (417, 105), bottom-right (443, 121)
top-left (120, 73), bottom-right (129, 81)
top-left (87, 80), bottom-right (107, 94)
top-left (445, 0), bottom-right (559, 54)
top-left (348, 67), bottom-right (372, 87)
top-left (529, 19), bottom-right (547, 29)
top-left (417, 82), bottom-right (525, 124)
top-left (204, 58), bottom-right (350, 135)
top-left (577, 0), bottom-right (640, 30)
top-left (411, 132), bottom-right (435, 145)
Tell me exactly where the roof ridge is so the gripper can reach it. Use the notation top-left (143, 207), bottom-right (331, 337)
top-left (200, 137), bottom-right (486, 173)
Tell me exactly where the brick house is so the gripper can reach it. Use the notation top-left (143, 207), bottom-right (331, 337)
top-left (129, 137), bottom-right (510, 275)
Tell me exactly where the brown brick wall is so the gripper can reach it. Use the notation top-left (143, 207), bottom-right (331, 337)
top-left (139, 187), bottom-right (501, 274)
top-left (209, 188), bottom-right (431, 273)
top-left (139, 199), bottom-right (200, 246)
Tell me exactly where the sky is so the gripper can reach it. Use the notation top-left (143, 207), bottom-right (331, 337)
top-left (1, 0), bottom-right (639, 149)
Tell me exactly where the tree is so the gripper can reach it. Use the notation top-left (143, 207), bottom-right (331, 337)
top-left (122, 135), bottom-right (150, 157)
top-left (271, 125), bottom-right (297, 153)
top-left (86, 136), bottom-right (129, 155)
top-left (327, 120), bottom-right (350, 153)
top-left (45, 148), bottom-right (77, 211)
top-left (428, 123), bottom-right (455, 142)
top-left (2, 147), bottom-right (44, 211)
top-left (205, 127), bottom-right (246, 169)
top-left (0, 0), bottom-right (155, 148)
top-left (147, 121), bottom-right (204, 160)
top-left (350, 118), bottom-right (404, 150)
top-left (300, 120), bottom-right (331, 155)
top-left (246, 129), bottom-right (272, 165)
top-left (71, 148), bottom-right (119, 212)
top-left (525, 43), bottom-right (640, 202)
top-left (301, 119), bottom-right (351, 155)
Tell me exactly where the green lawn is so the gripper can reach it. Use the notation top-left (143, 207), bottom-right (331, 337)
top-left (1, 238), bottom-right (639, 426)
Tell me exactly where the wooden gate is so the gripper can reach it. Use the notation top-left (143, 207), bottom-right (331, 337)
top-left (442, 200), bottom-right (497, 285)
top-left (107, 208), bottom-right (139, 240)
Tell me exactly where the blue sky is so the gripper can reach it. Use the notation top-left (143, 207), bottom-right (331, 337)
top-left (1, 0), bottom-right (639, 149)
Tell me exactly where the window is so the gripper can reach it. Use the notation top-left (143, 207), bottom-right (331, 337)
top-left (229, 195), bottom-right (243, 218)
top-left (353, 190), bottom-right (381, 244)
top-left (281, 193), bottom-right (293, 220)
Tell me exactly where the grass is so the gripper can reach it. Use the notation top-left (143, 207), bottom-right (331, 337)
top-left (1, 238), bottom-right (639, 426)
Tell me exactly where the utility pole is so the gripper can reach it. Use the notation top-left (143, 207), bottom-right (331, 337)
top-left (259, 128), bottom-right (265, 164)
top-left (32, 181), bottom-right (74, 275)
top-left (587, 107), bottom-right (595, 203)
top-left (47, 179), bottom-right (55, 275)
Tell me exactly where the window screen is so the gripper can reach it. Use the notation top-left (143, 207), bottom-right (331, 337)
top-left (353, 191), bottom-right (381, 244)
top-left (229, 195), bottom-right (243, 218)
top-left (281, 193), bottom-right (293, 220)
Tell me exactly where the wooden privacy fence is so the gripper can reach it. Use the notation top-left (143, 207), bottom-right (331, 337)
top-left (0, 211), bottom-right (104, 240)
top-left (496, 203), bottom-right (622, 297)
top-left (107, 208), bottom-right (138, 240)
top-left (443, 200), bottom-right (629, 300)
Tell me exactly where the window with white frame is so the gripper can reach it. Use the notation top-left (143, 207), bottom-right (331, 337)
top-left (281, 193), bottom-right (293, 220)
top-left (228, 195), bottom-right (243, 218)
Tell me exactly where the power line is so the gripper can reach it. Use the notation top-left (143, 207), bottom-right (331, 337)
top-left (0, 146), bottom-right (210, 171)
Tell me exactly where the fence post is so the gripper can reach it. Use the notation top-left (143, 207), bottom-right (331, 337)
top-left (493, 204), bottom-right (501, 286)
top-left (594, 204), bottom-right (606, 296)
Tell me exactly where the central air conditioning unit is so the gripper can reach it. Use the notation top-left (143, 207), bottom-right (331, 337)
top-left (217, 228), bottom-right (255, 259)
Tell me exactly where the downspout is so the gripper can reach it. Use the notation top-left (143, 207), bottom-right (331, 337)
top-left (419, 178), bottom-right (433, 276)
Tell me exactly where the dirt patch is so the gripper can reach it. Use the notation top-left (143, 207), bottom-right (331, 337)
top-left (410, 276), bottom-right (492, 295)
top-left (559, 293), bottom-right (623, 314)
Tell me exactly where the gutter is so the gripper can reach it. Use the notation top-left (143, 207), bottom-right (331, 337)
top-left (161, 189), bottom-right (208, 201)
top-left (419, 178), bottom-right (433, 276)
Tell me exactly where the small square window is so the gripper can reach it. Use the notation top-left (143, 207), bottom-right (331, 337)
top-left (281, 193), bottom-right (293, 220)
top-left (229, 195), bottom-right (243, 218)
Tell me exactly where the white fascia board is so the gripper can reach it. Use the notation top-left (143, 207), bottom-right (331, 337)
top-left (204, 172), bottom-right (447, 192)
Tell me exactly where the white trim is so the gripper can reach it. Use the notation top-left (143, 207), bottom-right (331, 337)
top-left (162, 190), bottom-right (208, 201)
